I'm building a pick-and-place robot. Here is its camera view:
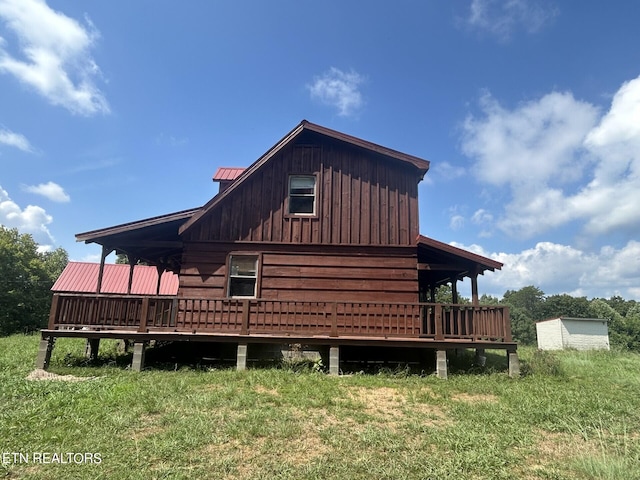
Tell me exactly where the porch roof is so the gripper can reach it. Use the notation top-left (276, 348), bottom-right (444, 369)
top-left (417, 235), bottom-right (503, 285)
top-left (76, 208), bottom-right (198, 270)
top-left (52, 262), bottom-right (179, 295)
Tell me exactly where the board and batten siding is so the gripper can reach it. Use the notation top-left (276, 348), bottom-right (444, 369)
top-left (185, 140), bottom-right (420, 246)
top-left (536, 317), bottom-right (610, 350)
top-left (179, 242), bottom-right (418, 303)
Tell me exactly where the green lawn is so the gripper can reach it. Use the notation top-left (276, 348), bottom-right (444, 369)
top-left (1, 335), bottom-right (639, 479)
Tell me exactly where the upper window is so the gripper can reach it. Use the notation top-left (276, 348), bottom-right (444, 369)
top-left (228, 255), bottom-right (258, 298)
top-left (288, 175), bottom-right (316, 215)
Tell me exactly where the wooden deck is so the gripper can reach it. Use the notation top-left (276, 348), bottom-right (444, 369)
top-left (39, 293), bottom-right (518, 377)
top-left (46, 293), bottom-right (512, 342)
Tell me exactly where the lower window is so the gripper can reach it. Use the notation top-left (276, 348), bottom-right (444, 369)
top-left (228, 255), bottom-right (258, 297)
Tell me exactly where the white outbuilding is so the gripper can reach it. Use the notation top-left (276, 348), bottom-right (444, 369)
top-left (536, 317), bottom-right (610, 351)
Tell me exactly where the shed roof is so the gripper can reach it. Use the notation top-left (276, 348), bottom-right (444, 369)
top-left (212, 167), bottom-right (245, 181)
top-left (537, 317), bottom-right (608, 324)
top-left (52, 262), bottom-right (179, 295)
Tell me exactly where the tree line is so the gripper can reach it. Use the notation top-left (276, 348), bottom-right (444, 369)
top-left (0, 226), bottom-right (68, 336)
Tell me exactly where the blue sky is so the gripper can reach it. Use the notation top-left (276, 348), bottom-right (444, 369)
top-left (1, 0), bottom-right (639, 300)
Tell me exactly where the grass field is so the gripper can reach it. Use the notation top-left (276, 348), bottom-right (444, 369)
top-left (1, 335), bottom-right (639, 479)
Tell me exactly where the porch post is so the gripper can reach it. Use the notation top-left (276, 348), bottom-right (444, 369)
top-left (508, 349), bottom-right (520, 378)
top-left (329, 345), bottom-right (340, 375)
top-left (96, 245), bottom-right (113, 294)
top-left (132, 342), bottom-right (147, 372)
top-left (127, 257), bottom-right (139, 295)
top-left (237, 343), bottom-right (248, 371)
top-left (471, 273), bottom-right (479, 306)
top-left (436, 349), bottom-right (448, 379)
top-left (155, 264), bottom-right (164, 295)
top-left (36, 336), bottom-right (55, 370)
top-left (451, 278), bottom-right (458, 304)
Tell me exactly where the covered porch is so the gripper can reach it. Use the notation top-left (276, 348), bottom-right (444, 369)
top-left (39, 292), bottom-right (517, 378)
top-left (39, 215), bottom-right (519, 378)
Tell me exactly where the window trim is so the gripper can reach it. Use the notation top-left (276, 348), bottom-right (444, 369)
top-left (286, 174), bottom-right (317, 217)
top-left (226, 253), bottom-right (261, 299)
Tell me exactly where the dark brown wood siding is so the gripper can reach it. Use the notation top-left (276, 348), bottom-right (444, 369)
top-left (186, 137), bottom-right (421, 246)
top-left (179, 242), bottom-right (418, 303)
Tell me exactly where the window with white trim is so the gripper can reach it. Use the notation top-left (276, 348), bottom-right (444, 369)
top-left (288, 175), bottom-right (316, 215)
top-left (228, 255), bottom-right (258, 298)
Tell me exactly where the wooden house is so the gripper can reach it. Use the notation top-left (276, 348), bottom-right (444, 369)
top-left (38, 120), bottom-right (518, 378)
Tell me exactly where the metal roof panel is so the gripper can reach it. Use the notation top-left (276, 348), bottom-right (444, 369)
top-left (52, 262), bottom-right (179, 295)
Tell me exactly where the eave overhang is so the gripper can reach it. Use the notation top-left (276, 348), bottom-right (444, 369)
top-left (76, 208), bottom-right (199, 268)
top-left (416, 234), bottom-right (503, 285)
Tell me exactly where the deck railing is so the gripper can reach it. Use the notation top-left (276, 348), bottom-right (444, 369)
top-left (48, 294), bottom-right (512, 342)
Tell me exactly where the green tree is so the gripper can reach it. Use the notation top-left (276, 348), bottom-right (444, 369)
top-left (502, 286), bottom-right (546, 345)
top-left (0, 226), bottom-right (68, 336)
top-left (503, 286), bottom-right (546, 318)
top-left (508, 307), bottom-right (537, 345)
top-left (540, 294), bottom-right (593, 320)
top-left (589, 299), bottom-right (630, 349)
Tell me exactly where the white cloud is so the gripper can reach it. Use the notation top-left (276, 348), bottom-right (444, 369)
top-left (449, 214), bottom-right (465, 231)
top-left (0, 184), bottom-right (54, 244)
top-left (471, 209), bottom-right (493, 225)
top-left (0, 126), bottom-right (33, 152)
top-left (0, 0), bottom-right (109, 115)
top-left (466, 0), bottom-right (559, 41)
top-left (307, 67), bottom-right (364, 117)
top-left (452, 240), bottom-right (640, 300)
top-left (461, 75), bottom-right (640, 240)
top-left (22, 181), bottom-right (70, 202)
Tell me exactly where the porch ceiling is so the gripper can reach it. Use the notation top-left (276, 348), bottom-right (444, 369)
top-left (76, 208), bottom-right (198, 270)
top-left (417, 235), bottom-right (503, 285)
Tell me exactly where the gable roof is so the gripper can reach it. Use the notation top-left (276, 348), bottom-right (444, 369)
top-left (52, 262), bottom-right (179, 295)
top-left (179, 120), bottom-right (430, 235)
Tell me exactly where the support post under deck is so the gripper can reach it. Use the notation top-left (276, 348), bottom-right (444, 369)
top-left (132, 342), bottom-right (147, 372)
top-left (436, 349), bottom-right (448, 379)
top-left (329, 346), bottom-right (340, 376)
top-left (237, 343), bottom-right (248, 371)
top-left (36, 337), bottom-right (55, 370)
top-left (508, 350), bottom-right (520, 378)
top-left (85, 339), bottom-right (100, 361)
top-left (475, 348), bottom-right (486, 367)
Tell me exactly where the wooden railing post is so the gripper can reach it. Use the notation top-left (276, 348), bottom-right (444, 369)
top-left (47, 294), bottom-right (61, 329)
top-left (330, 302), bottom-right (338, 337)
top-left (138, 297), bottom-right (149, 333)
top-left (170, 298), bottom-right (178, 328)
top-left (240, 300), bottom-right (250, 335)
top-left (434, 304), bottom-right (444, 340)
top-left (503, 306), bottom-right (512, 342)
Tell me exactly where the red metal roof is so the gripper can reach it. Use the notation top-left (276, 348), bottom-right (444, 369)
top-left (212, 167), bottom-right (246, 181)
top-left (52, 262), bottom-right (179, 295)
